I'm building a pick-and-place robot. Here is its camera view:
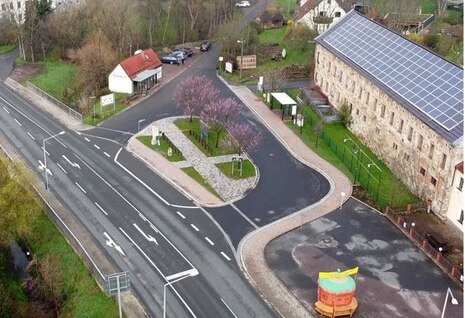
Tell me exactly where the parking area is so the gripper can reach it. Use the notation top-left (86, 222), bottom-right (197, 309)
top-left (266, 198), bottom-right (463, 318)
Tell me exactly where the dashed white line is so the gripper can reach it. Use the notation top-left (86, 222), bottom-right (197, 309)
top-left (3, 106), bottom-right (9, 114)
top-left (56, 163), bottom-right (67, 174)
top-left (14, 118), bottom-right (22, 126)
top-left (75, 131), bottom-right (81, 135)
top-left (41, 147), bottom-right (50, 156)
top-left (190, 224), bottom-right (199, 232)
top-left (205, 237), bottom-right (214, 246)
top-left (75, 182), bottom-right (87, 194)
top-left (94, 202), bottom-right (108, 216)
top-left (220, 252), bottom-right (231, 261)
top-left (27, 132), bottom-right (35, 140)
top-left (177, 211), bottom-right (186, 219)
top-left (104, 152), bottom-right (111, 158)
top-left (150, 224), bottom-right (159, 233)
top-left (94, 144), bottom-right (100, 150)
top-left (84, 137), bottom-right (90, 142)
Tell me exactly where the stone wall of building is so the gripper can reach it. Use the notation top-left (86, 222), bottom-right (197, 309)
top-left (314, 45), bottom-right (463, 215)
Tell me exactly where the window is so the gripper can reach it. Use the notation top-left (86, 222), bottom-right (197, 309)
top-left (429, 143), bottom-right (434, 159)
top-left (327, 0), bottom-right (331, 4)
top-left (335, 12), bottom-right (341, 17)
top-left (333, 66), bottom-right (337, 76)
top-left (407, 127), bottom-right (413, 141)
top-left (10, 2), bottom-right (13, 9)
top-left (18, 1), bottom-right (21, 8)
top-left (431, 176), bottom-right (437, 186)
top-left (339, 71), bottom-right (343, 83)
top-left (459, 177), bottom-right (463, 191)
top-left (317, 52), bottom-right (320, 64)
top-left (351, 80), bottom-right (355, 92)
top-left (417, 134), bottom-right (423, 150)
top-left (398, 119), bottom-right (404, 133)
top-left (319, 11), bottom-right (326, 16)
top-left (392, 143), bottom-right (398, 150)
top-left (327, 61), bottom-right (331, 71)
top-left (403, 153), bottom-right (410, 160)
top-left (389, 112), bottom-right (394, 125)
top-left (459, 210), bottom-right (463, 225)
top-left (356, 109), bottom-right (360, 115)
top-left (440, 154), bottom-right (447, 169)
top-left (1, 4), bottom-right (5, 11)
top-left (363, 115), bottom-right (366, 122)
top-left (375, 127), bottom-right (380, 134)
top-left (420, 167), bottom-right (426, 176)
top-left (380, 104), bottom-right (386, 118)
top-left (358, 87), bottom-right (363, 99)
top-left (365, 92), bottom-right (370, 104)
top-left (373, 98), bottom-right (378, 110)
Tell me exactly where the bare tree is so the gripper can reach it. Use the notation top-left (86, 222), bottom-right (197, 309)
top-left (173, 75), bottom-right (220, 122)
top-left (437, 0), bottom-right (448, 16)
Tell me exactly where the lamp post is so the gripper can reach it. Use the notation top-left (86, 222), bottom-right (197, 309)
top-left (163, 269), bottom-right (198, 318)
top-left (43, 131), bottom-right (65, 190)
top-left (137, 119), bottom-right (146, 133)
top-left (441, 287), bottom-right (458, 318)
top-left (237, 38), bottom-right (244, 78)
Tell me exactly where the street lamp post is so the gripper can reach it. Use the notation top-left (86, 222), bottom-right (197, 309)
top-left (339, 192), bottom-right (346, 210)
top-left (237, 38), bottom-right (244, 78)
top-left (138, 119), bottom-right (146, 133)
top-left (43, 131), bottom-right (65, 190)
top-left (163, 269), bottom-right (198, 318)
top-left (441, 287), bottom-right (458, 318)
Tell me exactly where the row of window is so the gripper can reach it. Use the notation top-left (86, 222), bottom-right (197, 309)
top-left (0, 1), bottom-right (22, 11)
top-left (419, 166), bottom-right (437, 186)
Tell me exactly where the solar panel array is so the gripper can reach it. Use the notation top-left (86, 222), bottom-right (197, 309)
top-left (320, 13), bottom-right (463, 132)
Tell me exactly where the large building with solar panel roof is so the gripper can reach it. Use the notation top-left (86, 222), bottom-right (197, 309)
top-left (314, 10), bottom-right (463, 221)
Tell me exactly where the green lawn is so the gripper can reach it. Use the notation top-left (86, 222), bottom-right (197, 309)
top-left (0, 44), bottom-right (16, 54)
top-left (137, 135), bottom-right (185, 162)
top-left (28, 61), bottom-right (78, 100)
top-left (287, 106), bottom-right (421, 210)
top-left (174, 118), bottom-right (236, 157)
top-left (26, 213), bottom-right (119, 317)
top-left (83, 93), bottom-right (130, 126)
top-left (181, 167), bottom-right (221, 198)
top-left (216, 159), bottom-right (256, 179)
top-left (420, 0), bottom-right (437, 14)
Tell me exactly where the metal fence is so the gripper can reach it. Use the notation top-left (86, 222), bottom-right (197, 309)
top-left (26, 81), bottom-right (82, 122)
top-left (385, 208), bottom-right (463, 288)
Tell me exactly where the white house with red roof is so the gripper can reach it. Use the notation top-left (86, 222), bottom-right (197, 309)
top-left (108, 48), bottom-right (162, 95)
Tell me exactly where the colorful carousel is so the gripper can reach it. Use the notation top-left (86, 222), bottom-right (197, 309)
top-left (314, 267), bottom-right (358, 318)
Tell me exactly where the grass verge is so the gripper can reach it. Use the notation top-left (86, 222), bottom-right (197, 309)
top-left (137, 135), bottom-right (185, 162)
top-left (0, 44), bottom-right (16, 54)
top-left (216, 159), bottom-right (256, 179)
top-left (83, 93), bottom-right (130, 126)
top-left (181, 167), bottom-right (221, 198)
top-left (26, 213), bottom-right (119, 317)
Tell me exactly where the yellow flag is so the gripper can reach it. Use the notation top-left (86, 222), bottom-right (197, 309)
top-left (319, 267), bottom-right (359, 279)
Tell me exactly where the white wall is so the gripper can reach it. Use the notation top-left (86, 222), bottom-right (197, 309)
top-left (108, 64), bottom-right (133, 94)
top-left (299, 0), bottom-right (347, 33)
top-left (446, 169), bottom-right (463, 232)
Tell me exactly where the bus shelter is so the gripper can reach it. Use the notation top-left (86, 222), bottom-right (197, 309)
top-left (270, 92), bottom-right (297, 120)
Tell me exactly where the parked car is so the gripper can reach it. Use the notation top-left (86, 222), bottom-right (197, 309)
top-left (178, 47), bottom-right (193, 57)
top-left (161, 55), bottom-right (180, 64)
top-left (235, 1), bottom-right (250, 7)
top-left (200, 41), bottom-right (211, 51)
top-left (171, 50), bottom-right (187, 61)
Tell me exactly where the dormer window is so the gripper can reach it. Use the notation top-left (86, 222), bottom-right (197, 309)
top-left (335, 12), bottom-right (341, 17)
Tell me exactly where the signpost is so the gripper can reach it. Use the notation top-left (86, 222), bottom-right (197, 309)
top-left (100, 93), bottom-right (116, 113)
top-left (296, 113), bottom-right (304, 134)
top-left (232, 156), bottom-right (243, 176)
top-left (105, 272), bottom-right (130, 318)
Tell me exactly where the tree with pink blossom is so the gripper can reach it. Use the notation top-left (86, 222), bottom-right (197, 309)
top-left (224, 122), bottom-right (262, 156)
top-left (173, 75), bottom-right (219, 122)
top-left (201, 97), bottom-right (241, 147)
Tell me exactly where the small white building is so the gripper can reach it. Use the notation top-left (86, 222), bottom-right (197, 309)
top-left (108, 48), bottom-right (162, 95)
top-left (446, 162), bottom-right (463, 232)
top-left (296, 0), bottom-right (365, 33)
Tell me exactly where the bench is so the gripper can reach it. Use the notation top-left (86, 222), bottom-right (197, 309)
top-left (315, 298), bottom-right (358, 318)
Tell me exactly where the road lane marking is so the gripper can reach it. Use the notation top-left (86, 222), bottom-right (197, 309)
top-left (94, 144), bottom-right (100, 150)
top-left (220, 298), bottom-right (238, 318)
top-left (14, 118), bottom-right (22, 126)
top-left (56, 163), bottom-right (67, 174)
top-left (231, 203), bottom-right (259, 229)
top-left (138, 213), bottom-right (147, 221)
top-left (205, 237), bottom-right (214, 246)
top-left (220, 252), bottom-right (231, 261)
top-left (41, 147), bottom-right (50, 156)
top-left (190, 224), bottom-right (199, 232)
top-left (104, 152), bottom-right (111, 158)
top-left (27, 132), bottom-right (35, 140)
top-left (150, 224), bottom-right (159, 234)
top-left (119, 227), bottom-right (198, 318)
top-left (103, 232), bottom-right (125, 256)
top-left (62, 154), bottom-right (81, 169)
top-left (177, 211), bottom-right (186, 219)
top-left (75, 182), bottom-right (86, 194)
top-left (75, 131), bottom-right (81, 135)
top-left (38, 160), bottom-right (52, 175)
top-left (84, 137), bottom-right (90, 142)
top-left (94, 202), bottom-right (108, 216)
top-left (133, 223), bottom-right (158, 245)
top-left (2, 106), bottom-right (9, 114)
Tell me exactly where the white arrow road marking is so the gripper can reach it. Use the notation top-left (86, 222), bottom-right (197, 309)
top-left (62, 155), bottom-right (81, 169)
top-left (38, 160), bottom-right (52, 176)
top-left (133, 223), bottom-right (158, 245)
top-left (103, 232), bottom-right (125, 256)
